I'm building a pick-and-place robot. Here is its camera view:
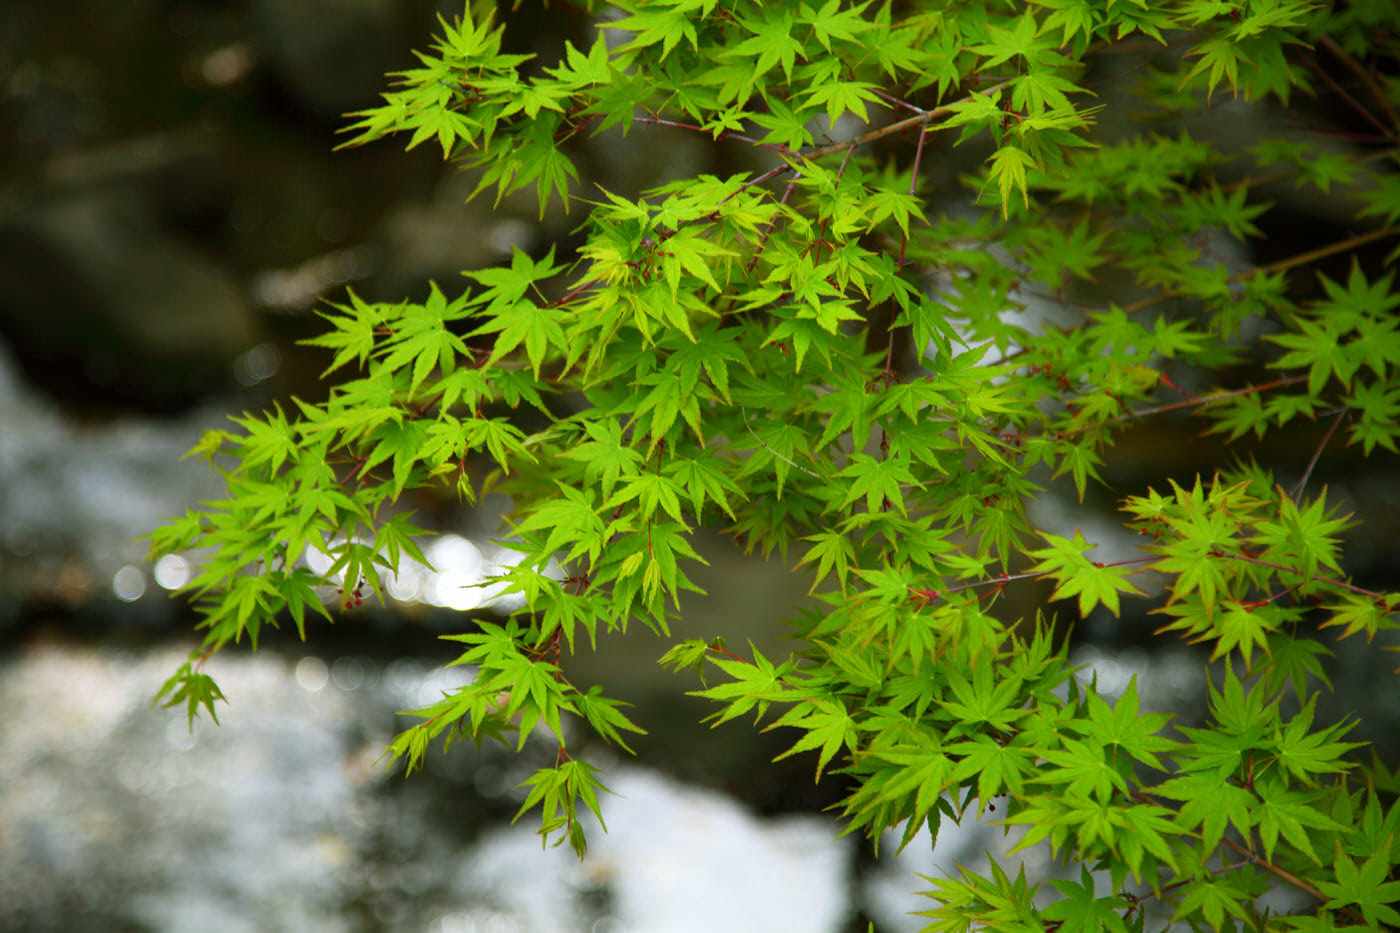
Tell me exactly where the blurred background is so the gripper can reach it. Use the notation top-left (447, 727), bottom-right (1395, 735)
top-left (0, 2), bottom-right (1396, 931)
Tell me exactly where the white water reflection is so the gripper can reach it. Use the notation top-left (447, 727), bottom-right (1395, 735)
top-left (291, 531), bottom-right (545, 616)
top-left (0, 643), bottom-right (853, 933)
top-left (422, 534), bottom-right (485, 610)
top-left (111, 564), bottom-right (146, 601)
top-left (153, 553), bottom-right (192, 590)
top-left (294, 656), bottom-right (329, 692)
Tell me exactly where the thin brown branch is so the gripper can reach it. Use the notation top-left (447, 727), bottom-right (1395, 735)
top-left (636, 114), bottom-right (793, 156)
top-left (1118, 225), bottom-right (1400, 317)
top-left (1220, 837), bottom-right (1353, 920)
top-left (911, 556), bottom-right (1158, 605)
top-left (1301, 52), bottom-right (1394, 141)
top-left (1123, 790), bottom-right (1369, 927)
top-left (901, 119), bottom-right (929, 269)
top-left (1057, 375), bottom-right (1309, 437)
top-left (706, 639), bottom-right (751, 665)
top-left (804, 80), bottom-right (1015, 163)
top-left (1289, 407), bottom-right (1348, 503)
top-left (1224, 551), bottom-right (1384, 600)
top-left (1318, 34), bottom-right (1400, 135)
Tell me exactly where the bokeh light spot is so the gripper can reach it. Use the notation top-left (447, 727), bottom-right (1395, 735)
top-left (112, 565), bottom-right (146, 602)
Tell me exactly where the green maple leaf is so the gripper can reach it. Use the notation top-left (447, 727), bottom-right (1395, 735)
top-left (1254, 777), bottom-right (1346, 865)
top-left (1153, 771), bottom-right (1256, 853)
top-left (1043, 867), bottom-right (1131, 933)
top-left (948, 734), bottom-right (1036, 803)
top-left (770, 697), bottom-right (860, 780)
top-left (797, 530), bottom-right (858, 594)
top-left (1319, 846), bottom-right (1400, 928)
top-left (836, 453), bottom-right (921, 516)
top-left (985, 145), bottom-right (1037, 216)
top-left (558, 418), bottom-right (643, 500)
top-left (1038, 736), bottom-right (1129, 802)
top-left (1027, 530), bottom-right (1146, 618)
top-left (1269, 697), bottom-right (1361, 786)
top-left (1175, 876), bottom-right (1252, 930)
top-left (970, 11), bottom-right (1053, 68)
top-left (1070, 676), bottom-right (1179, 770)
top-left (153, 661), bottom-right (227, 728)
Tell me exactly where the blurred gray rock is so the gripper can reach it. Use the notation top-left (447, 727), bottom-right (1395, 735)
top-left (0, 185), bottom-right (259, 406)
top-left (254, 0), bottom-right (409, 119)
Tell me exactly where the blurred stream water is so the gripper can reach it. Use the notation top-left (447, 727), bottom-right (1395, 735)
top-left (0, 632), bottom-right (1209, 932)
top-left (0, 642), bottom-right (861, 933)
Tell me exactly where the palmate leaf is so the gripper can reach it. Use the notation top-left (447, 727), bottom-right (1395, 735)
top-left (1175, 876), bottom-right (1253, 931)
top-left (969, 10), bottom-right (1053, 67)
top-left (1267, 317), bottom-right (1349, 396)
top-left (1043, 867), bottom-right (1132, 933)
top-left (1270, 697), bottom-right (1362, 787)
top-left (665, 452), bottom-right (745, 521)
top-left (1037, 735), bottom-right (1130, 802)
top-left (797, 529), bottom-right (858, 594)
top-left (1318, 848), bottom-right (1400, 929)
top-left (1153, 770), bottom-right (1256, 853)
top-left (986, 145), bottom-right (1037, 215)
top-left (1027, 530), bottom-right (1145, 618)
top-left (691, 644), bottom-right (801, 727)
top-left (153, 660), bottom-right (227, 729)
top-left (1182, 36), bottom-right (1249, 97)
top-left (513, 759), bottom-right (613, 857)
top-left (1210, 602), bottom-right (1277, 664)
top-left (835, 452), bottom-right (921, 515)
top-left (572, 685), bottom-right (646, 753)
top-left (301, 289), bottom-right (391, 377)
top-left (1319, 592), bottom-right (1396, 642)
top-left (1253, 778), bottom-right (1347, 865)
top-left (469, 299), bottom-right (568, 379)
top-left (1260, 632), bottom-right (1333, 697)
top-left (768, 697), bottom-right (860, 780)
top-left (947, 734), bottom-right (1038, 804)
top-left (1068, 676), bottom-right (1179, 770)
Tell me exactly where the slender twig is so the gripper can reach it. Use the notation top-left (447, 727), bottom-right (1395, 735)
top-left (719, 78), bottom-right (1015, 209)
top-left (636, 114), bottom-right (794, 156)
top-left (1257, 226), bottom-right (1400, 278)
top-left (1117, 225), bottom-right (1400, 317)
top-left (1220, 837), bottom-right (1358, 922)
top-left (705, 639), bottom-right (751, 665)
top-left (549, 279), bottom-right (595, 308)
top-left (871, 87), bottom-right (928, 115)
top-left (900, 122), bottom-right (929, 269)
top-left (835, 142), bottom-right (856, 180)
top-left (912, 530), bottom-right (1393, 608)
top-left (1223, 551), bottom-right (1383, 600)
top-left (741, 407), bottom-right (825, 478)
top-left (1253, 580), bottom-right (1305, 608)
top-left (1055, 375), bottom-right (1309, 437)
top-left (1301, 53), bottom-right (1394, 141)
top-left (805, 81), bottom-right (1015, 163)
top-left (1289, 407), bottom-right (1348, 503)
top-left (1318, 34), bottom-right (1400, 134)
top-left (1123, 788), bottom-right (1371, 928)
top-left (911, 556), bottom-right (1159, 606)
top-left (998, 224), bottom-right (1400, 367)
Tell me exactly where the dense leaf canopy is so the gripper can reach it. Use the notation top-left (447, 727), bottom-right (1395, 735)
top-left (150, 0), bottom-right (1400, 928)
